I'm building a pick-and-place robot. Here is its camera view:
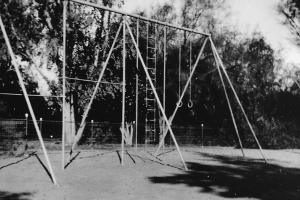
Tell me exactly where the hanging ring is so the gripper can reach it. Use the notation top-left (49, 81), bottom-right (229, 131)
top-left (188, 100), bottom-right (193, 108)
top-left (177, 100), bottom-right (183, 108)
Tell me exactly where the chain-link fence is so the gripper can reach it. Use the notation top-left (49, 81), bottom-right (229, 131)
top-left (0, 118), bottom-right (238, 154)
top-left (0, 119), bottom-right (26, 154)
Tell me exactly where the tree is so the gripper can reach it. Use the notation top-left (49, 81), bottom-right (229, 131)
top-left (0, 0), bottom-right (126, 144)
top-left (279, 0), bottom-right (300, 45)
top-left (148, 1), bottom-right (281, 147)
top-left (0, 0), bottom-right (62, 118)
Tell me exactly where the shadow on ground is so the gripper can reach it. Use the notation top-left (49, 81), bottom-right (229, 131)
top-left (0, 152), bottom-right (36, 170)
top-left (149, 153), bottom-right (300, 200)
top-left (0, 191), bottom-right (32, 200)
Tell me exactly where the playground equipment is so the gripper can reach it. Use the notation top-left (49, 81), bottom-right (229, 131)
top-left (66, 0), bottom-right (268, 168)
top-left (0, 0), bottom-right (268, 185)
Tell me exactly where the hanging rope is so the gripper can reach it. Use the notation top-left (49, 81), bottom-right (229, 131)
top-left (178, 44), bottom-right (183, 107)
top-left (188, 40), bottom-right (193, 108)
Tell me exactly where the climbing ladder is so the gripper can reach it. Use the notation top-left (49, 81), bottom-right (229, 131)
top-left (145, 22), bottom-right (157, 145)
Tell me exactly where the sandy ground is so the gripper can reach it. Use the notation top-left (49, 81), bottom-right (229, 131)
top-left (0, 146), bottom-right (300, 200)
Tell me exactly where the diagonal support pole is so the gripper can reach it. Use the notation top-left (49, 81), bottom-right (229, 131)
top-left (209, 38), bottom-right (267, 163)
top-left (212, 45), bottom-right (245, 158)
top-left (155, 37), bottom-right (208, 155)
top-left (0, 16), bottom-right (57, 184)
top-left (125, 19), bottom-right (188, 170)
top-left (70, 22), bottom-right (123, 154)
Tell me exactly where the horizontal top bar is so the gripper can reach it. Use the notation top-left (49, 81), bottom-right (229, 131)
top-left (70, 0), bottom-right (210, 37)
top-left (60, 76), bottom-right (122, 85)
top-left (0, 92), bottom-right (63, 98)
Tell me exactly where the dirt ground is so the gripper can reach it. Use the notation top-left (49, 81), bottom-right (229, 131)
top-left (0, 146), bottom-right (300, 200)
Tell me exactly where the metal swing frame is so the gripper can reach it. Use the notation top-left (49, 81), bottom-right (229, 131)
top-left (0, 0), bottom-right (268, 185)
top-left (66, 0), bottom-right (268, 172)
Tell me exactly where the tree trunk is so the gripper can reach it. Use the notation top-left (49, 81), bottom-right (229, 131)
top-left (64, 94), bottom-right (76, 145)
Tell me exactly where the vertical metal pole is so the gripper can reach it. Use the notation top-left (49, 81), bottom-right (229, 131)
top-left (163, 26), bottom-right (166, 151)
top-left (135, 19), bottom-right (139, 152)
top-left (154, 23), bottom-right (157, 143)
top-left (0, 15), bottom-right (57, 185)
top-left (145, 22), bottom-right (149, 150)
top-left (62, 0), bottom-right (67, 170)
top-left (201, 123), bottom-right (204, 148)
top-left (121, 17), bottom-right (126, 166)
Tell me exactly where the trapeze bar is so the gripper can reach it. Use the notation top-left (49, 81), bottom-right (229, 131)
top-left (70, 0), bottom-right (210, 37)
top-left (0, 92), bottom-right (63, 98)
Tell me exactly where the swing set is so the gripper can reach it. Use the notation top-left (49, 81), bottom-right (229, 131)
top-left (0, 0), bottom-right (268, 185)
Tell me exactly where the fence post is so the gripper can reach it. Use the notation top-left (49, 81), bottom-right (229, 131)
top-left (90, 120), bottom-right (94, 145)
top-left (25, 113), bottom-right (28, 151)
top-left (201, 123), bottom-right (204, 148)
top-left (39, 118), bottom-right (43, 136)
top-left (25, 113), bottom-right (28, 138)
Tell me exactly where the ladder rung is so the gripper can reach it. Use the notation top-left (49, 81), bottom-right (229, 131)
top-left (146, 87), bottom-right (155, 90)
top-left (146, 112), bottom-right (155, 114)
top-left (146, 105), bottom-right (155, 108)
top-left (145, 123), bottom-right (155, 125)
top-left (146, 85), bottom-right (156, 87)
top-left (146, 129), bottom-right (155, 132)
top-left (146, 101), bottom-right (155, 104)
top-left (147, 47), bottom-right (156, 50)
top-left (147, 57), bottom-right (156, 60)
top-left (146, 103), bottom-right (155, 106)
top-left (147, 84), bottom-right (155, 87)
top-left (146, 79), bottom-right (156, 82)
top-left (146, 68), bottom-right (156, 71)
top-left (145, 120), bottom-right (155, 123)
top-left (146, 118), bottom-right (155, 121)
top-left (145, 98), bottom-right (155, 101)
top-left (145, 126), bottom-right (155, 128)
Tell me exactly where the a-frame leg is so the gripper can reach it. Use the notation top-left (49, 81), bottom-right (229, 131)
top-left (125, 20), bottom-right (188, 170)
top-left (211, 43), bottom-right (245, 158)
top-left (0, 16), bottom-right (58, 184)
top-left (155, 38), bottom-right (209, 155)
top-left (210, 38), bottom-right (267, 163)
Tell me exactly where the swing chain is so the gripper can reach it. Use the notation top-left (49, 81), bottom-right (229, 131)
top-left (178, 41), bottom-right (183, 108)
